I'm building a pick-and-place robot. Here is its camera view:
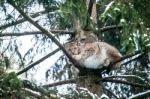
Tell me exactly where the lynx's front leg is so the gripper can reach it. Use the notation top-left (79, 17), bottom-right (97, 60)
top-left (103, 58), bottom-right (110, 67)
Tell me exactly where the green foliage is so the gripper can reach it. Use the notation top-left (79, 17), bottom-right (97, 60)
top-left (97, 0), bottom-right (150, 98)
top-left (60, 0), bottom-right (93, 30)
top-left (98, 0), bottom-right (150, 54)
top-left (132, 0), bottom-right (150, 27)
top-left (0, 72), bottom-right (23, 98)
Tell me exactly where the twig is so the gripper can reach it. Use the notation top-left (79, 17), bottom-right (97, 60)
top-left (17, 48), bottom-right (60, 75)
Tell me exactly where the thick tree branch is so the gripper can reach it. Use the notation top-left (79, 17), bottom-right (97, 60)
top-left (17, 48), bottom-right (60, 75)
top-left (0, 8), bottom-right (58, 30)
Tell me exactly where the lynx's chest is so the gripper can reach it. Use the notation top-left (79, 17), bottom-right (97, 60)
top-left (79, 48), bottom-right (108, 69)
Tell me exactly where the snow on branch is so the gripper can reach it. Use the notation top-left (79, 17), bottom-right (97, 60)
top-left (128, 90), bottom-right (150, 99)
top-left (106, 75), bottom-right (149, 85)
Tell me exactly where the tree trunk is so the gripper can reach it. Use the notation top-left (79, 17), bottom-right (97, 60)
top-left (73, 0), bottom-right (103, 98)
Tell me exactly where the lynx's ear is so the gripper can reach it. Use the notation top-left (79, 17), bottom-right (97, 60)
top-left (75, 30), bottom-right (98, 43)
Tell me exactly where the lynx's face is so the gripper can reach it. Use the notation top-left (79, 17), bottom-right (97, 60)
top-left (65, 42), bottom-right (81, 55)
top-left (75, 30), bottom-right (98, 44)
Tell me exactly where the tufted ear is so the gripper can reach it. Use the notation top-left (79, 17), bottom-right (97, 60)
top-left (75, 30), bottom-right (98, 43)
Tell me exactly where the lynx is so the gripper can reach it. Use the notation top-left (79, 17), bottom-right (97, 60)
top-left (72, 42), bottom-right (122, 70)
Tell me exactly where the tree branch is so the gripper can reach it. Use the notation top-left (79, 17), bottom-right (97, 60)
top-left (0, 25), bottom-right (123, 37)
top-left (0, 30), bottom-right (75, 37)
top-left (106, 75), bottom-right (149, 85)
top-left (17, 48), bottom-right (60, 75)
top-left (87, 0), bottom-right (94, 17)
top-left (103, 87), bottom-right (119, 99)
top-left (42, 76), bottom-right (150, 89)
top-left (99, 25), bottom-right (123, 32)
top-left (9, 2), bottom-right (80, 74)
top-left (22, 88), bottom-right (44, 99)
top-left (0, 8), bottom-right (58, 30)
top-left (42, 79), bottom-right (75, 88)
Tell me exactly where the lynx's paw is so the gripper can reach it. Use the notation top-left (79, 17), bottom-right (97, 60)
top-left (103, 58), bottom-right (110, 67)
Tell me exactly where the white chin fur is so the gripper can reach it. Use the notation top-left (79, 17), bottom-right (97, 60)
top-left (79, 48), bottom-right (107, 69)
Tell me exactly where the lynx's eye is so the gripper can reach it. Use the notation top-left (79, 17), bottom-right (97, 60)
top-left (80, 38), bottom-right (86, 43)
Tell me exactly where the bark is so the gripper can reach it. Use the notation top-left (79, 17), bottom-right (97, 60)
top-left (76, 75), bottom-right (103, 97)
